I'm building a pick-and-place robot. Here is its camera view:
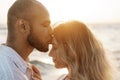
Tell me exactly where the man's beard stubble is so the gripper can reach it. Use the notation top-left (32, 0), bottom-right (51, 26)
top-left (27, 33), bottom-right (49, 52)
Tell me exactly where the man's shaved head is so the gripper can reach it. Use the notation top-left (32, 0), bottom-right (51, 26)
top-left (7, 0), bottom-right (50, 46)
top-left (7, 0), bottom-right (48, 30)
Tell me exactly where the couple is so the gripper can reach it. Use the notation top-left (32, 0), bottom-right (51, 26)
top-left (0, 0), bottom-right (113, 80)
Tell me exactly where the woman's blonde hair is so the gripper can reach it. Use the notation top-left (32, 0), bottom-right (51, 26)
top-left (53, 20), bottom-right (113, 80)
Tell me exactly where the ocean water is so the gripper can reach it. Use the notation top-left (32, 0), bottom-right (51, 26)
top-left (0, 23), bottom-right (120, 80)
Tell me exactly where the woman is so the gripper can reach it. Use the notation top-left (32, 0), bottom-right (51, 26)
top-left (49, 20), bottom-right (113, 80)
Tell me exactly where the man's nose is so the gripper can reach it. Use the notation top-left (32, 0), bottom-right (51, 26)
top-left (48, 26), bottom-right (53, 35)
top-left (48, 26), bottom-right (53, 43)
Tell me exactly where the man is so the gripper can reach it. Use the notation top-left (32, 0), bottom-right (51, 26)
top-left (0, 0), bottom-right (52, 80)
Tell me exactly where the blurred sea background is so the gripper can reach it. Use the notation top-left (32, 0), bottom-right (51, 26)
top-left (0, 23), bottom-right (120, 80)
top-left (1, 0), bottom-right (120, 79)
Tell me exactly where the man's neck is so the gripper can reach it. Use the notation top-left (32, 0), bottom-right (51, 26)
top-left (6, 41), bottom-right (33, 61)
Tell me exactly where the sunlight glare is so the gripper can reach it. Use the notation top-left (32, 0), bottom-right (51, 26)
top-left (39, 0), bottom-right (120, 23)
top-left (0, 0), bottom-right (120, 23)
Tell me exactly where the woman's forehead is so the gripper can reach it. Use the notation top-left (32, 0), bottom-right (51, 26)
top-left (52, 37), bottom-right (58, 45)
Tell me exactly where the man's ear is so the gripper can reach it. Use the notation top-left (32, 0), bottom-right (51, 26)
top-left (17, 19), bottom-right (30, 34)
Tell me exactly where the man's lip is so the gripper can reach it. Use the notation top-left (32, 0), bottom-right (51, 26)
top-left (48, 39), bottom-right (52, 44)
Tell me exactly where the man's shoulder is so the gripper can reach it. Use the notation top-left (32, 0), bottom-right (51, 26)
top-left (0, 45), bottom-right (11, 66)
top-left (0, 44), bottom-right (7, 53)
top-left (0, 45), bottom-right (12, 60)
top-left (0, 45), bottom-right (8, 61)
top-left (0, 53), bottom-right (10, 66)
top-left (0, 50), bottom-right (12, 77)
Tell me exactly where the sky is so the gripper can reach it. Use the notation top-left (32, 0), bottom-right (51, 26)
top-left (0, 0), bottom-right (120, 24)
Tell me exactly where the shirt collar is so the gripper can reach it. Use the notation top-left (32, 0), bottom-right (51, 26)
top-left (1, 45), bottom-right (28, 73)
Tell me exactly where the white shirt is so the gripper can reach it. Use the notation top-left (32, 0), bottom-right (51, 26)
top-left (0, 45), bottom-right (31, 80)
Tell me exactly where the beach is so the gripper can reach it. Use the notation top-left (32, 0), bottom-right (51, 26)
top-left (0, 23), bottom-right (120, 80)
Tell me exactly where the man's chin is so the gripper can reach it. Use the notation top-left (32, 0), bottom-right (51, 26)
top-left (37, 47), bottom-right (49, 52)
